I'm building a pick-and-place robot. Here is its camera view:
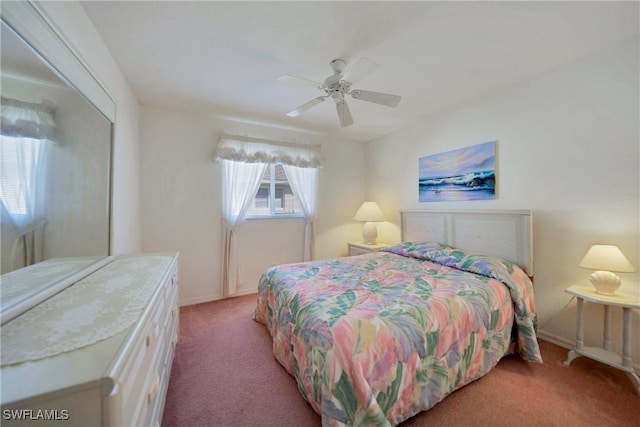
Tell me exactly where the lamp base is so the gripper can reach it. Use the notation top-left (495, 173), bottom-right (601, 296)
top-left (589, 270), bottom-right (621, 295)
top-left (362, 222), bottom-right (378, 245)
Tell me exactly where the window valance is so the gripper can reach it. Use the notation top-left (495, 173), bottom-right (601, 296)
top-left (215, 134), bottom-right (324, 168)
top-left (1, 97), bottom-right (55, 140)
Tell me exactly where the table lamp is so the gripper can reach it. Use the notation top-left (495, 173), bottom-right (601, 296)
top-left (353, 201), bottom-right (385, 245)
top-left (578, 245), bottom-right (636, 295)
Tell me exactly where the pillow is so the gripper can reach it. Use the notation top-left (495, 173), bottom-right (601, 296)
top-left (382, 241), bottom-right (451, 260)
top-left (383, 241), bottom-right (529, 287)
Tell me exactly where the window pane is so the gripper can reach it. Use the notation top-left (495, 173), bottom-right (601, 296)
top-left (246, 164), bottom-right (301, 217)
top-left (255, 187), bottom-right (269, 208)
top-left (247, 184), bottom-right (270, 216)
top-left (273, 165), bottom-right (299, 215)
top-left (246, 167), bottom-right (271, 216)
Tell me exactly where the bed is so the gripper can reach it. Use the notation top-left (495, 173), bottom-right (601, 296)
top-left (254, 210), bottom-right (542, 426)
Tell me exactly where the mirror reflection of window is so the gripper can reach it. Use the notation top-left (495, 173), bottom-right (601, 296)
top-left (0, 97), bottom-right (55, 269)
top-left (0, 20), bottom-right (112, 276)
top-left (1, 136), bottom-right (44, 216)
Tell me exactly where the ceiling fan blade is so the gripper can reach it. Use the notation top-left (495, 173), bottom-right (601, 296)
top-left (286, 96), bottom-right (326, 117)
top-left (278, 75), bottom-right (323, 89)
top-left (342, 57), bottom-right (378, 84)
top-left (350, 89), bottom-right (401, 107)
top-left (336, 100), bottom-right (354, 127)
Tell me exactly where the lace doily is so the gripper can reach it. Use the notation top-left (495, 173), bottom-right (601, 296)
top-left (1, 257), bottom-right (103, 309)
top-left (1, 255), bottom-right (173, 366)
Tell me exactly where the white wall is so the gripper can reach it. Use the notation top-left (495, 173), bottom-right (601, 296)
top-left (367, 38), bottom-right (640, 365)
top-left (36, 1), bottom-right (142, 254)
top-left (139, 105), bottom-right (366, 305)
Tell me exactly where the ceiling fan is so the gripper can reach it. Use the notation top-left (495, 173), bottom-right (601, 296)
top-left (279, 57), bottom-right (401, 127)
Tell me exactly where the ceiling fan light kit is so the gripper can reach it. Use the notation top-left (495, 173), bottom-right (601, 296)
top-left (280, 57), bottom-right (401, 127)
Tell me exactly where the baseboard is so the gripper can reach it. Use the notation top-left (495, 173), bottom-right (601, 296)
top-left (179, 289), bottom-right (257, 307)
top-left (179, 294), bottom-right (221, 307)
top-left (537, 329), bottom-right (574, 349)
top-left (538, 328), bottom-right (640, 374)
top-left (233, 288), bottom-right (259, 297)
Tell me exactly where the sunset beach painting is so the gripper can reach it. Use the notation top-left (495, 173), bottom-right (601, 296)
top-left (419, 141), bottom-right (496, 202)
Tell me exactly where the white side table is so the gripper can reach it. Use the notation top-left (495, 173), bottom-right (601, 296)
top-left (563, 284), bottom-right (640, 395)
top-left (348, 242), bottom-right (391, 256)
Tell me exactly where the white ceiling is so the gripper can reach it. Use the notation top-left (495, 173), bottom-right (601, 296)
top-left (81, 1), bottom-right (638, 142)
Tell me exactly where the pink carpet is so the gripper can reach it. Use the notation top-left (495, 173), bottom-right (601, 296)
top-left (162, 293), bottom-right (639, 427)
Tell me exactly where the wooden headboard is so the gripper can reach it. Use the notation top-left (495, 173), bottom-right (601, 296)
top-left (400, 209), bottom-right (533, 276)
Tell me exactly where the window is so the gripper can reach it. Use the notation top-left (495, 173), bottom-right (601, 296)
top-left (247, 164), bottom-right (301, 217)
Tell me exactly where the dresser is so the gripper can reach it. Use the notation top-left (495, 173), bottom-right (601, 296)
top-left (0, 253), bottom-right (179, 426)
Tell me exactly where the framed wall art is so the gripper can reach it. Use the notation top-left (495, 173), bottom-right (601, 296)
top-left (418, 141), bottom-right (496, 202)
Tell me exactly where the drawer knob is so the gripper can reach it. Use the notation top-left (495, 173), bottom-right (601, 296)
top-left (147, 374), bottom-right (160, 405)
top-left (146, 327), bottom-right (157, 347)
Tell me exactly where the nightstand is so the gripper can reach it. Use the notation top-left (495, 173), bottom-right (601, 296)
top-left (563, 284), bottom-right (640, 395)
top-left (348, 242), bottom-right (391, 256)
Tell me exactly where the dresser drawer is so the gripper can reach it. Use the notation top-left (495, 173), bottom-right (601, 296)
top-left (142, 281), bottom-right (178, 426)
top-left (162, 282), bottom-right (179, 351)
top-left (109, 269), bottom-right (173, 425)
top-left (137, 331), bottom-right (168, 427)
top-left (143, 353), bottom-right (169, 427)
top-left (138, 264), bottom-right (178, 426)
top-left (112, 306), bottom-right (165, 423)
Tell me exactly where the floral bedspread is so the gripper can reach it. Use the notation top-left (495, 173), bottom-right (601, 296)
top-left (254, 242), bottom-right (542, 426)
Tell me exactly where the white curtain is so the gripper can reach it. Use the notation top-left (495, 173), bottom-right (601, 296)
top-left (1, 97), bottom-right (54, 270)
top-left (215, 134), bottom-right (323, 297)
top-left (220, 159), bottom-right (267, 296)
top-left (282, 165), bottom-right (318, 261)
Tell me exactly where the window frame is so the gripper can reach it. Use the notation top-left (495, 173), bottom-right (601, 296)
top-left (246, 163), bottom-right (304, 220)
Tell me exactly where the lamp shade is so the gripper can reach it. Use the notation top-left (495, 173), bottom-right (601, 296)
top-left (353, 201), bottom-right (385, 222)
top-left (578, 245), bottom-right (636, 272)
